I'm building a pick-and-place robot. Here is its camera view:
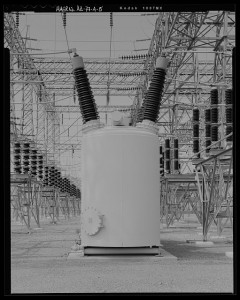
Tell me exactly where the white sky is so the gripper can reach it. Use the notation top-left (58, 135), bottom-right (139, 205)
top-left (13, 12), bottom-right (160, 181)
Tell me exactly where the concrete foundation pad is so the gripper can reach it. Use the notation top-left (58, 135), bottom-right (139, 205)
top-left (67, 247), bottom-right (177, 260)
top-left (186, 240), bottom-right (214, 246)
top-left (195, 241), bottom-right (214, 246)
top-left (225, 252), bottom-right (233, 259)
top-left (83, 247), bottom-right (160, 255)
top-left (67, 250), bottom-right (84, 259)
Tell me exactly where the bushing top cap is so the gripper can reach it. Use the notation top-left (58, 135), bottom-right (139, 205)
top-left (156, 56), bottom-right (169, 70)
top-left (72, 54), bottom-right (84, 70)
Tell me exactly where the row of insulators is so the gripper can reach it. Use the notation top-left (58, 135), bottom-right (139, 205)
top-left (15, 12), bottom-right (19, 27)
top-left (43, 166), bottom-right (81, 198)
top-left (88, 72), bottom-right (146, 77)
top-left (62, 11), bottom-right (66, 27)
top-left (110, 12), bottom-right (113, 27)
top-left (120, 54), bottom-right (153, 60)
top-left (164, 139), bottom-right (180, 173)
top-left (13, 143), bottom-right (81, 196)
top-left (13, 143), bottom-right (43, 177)
top-left (117, 87), bottom-right (142, 91)
top-left (225, 89), bottom-right (232, 142)
top-left (159, 146), bottom-right (164, 176)
top-left (192, 108), bottom-right (200, 157)
top-left (210, 89), bottom-right (218, 105)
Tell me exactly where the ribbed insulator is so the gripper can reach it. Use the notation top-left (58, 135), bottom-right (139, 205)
top-left (43, 166), bottom-right (49, 185)
top-left (193, 124), bottom-right (199, 138)
top-left (174, 160), bottom-right (179, 171)
top-left (173, 138), bottom-right (179, 171)
top-left (30, 149), bottom-right (37, 176)
top-left (16, 12), bottom-right (19, 27)
top-left (73, 67), bottom-right (99, 123)
top-left (60, 178), bottom-right (64, 192)
top-left (173, 139), bottom-right (178, 149)
top-left (14, 143), bottom-right (21, 153)
top-left (225, 107), bottom-right (232, 124)
top-left (174, 149), bottom-right (178, 159)
top-left (226, 126), bottom-right (233, 141)
top-left (205, 109), bottom-right (211, 123)
top-left (165, 160), bottom-right (170, 173)
top-left (159, 146), bottom-right (164, 176)
top-left (205, 124), bottom-right (211, 138)
top-left (210, 89), bottom-right (218, 105)
top-left (193, 109), bottom-right (199, 122)
top-left (165, 149), bottom-right (170, 160)
top-left (165, 139), bottom-right (170, 149)
top-left (110, 12), bottom-right (113, 26)
top-left (225, 89), bottom-right (232, 105)
top-left (211, 125), bottom-right (218, 141)
top-left (49, 167), bottom-right (55, 186)
top-left (193, 139), bottom-right (199, 153)
top-left (13, 143), bottom-right (21, 174)
top-left (142, 67), bottom-right (166, 122)
top-left (205, 139), bottom-right (211, 153)
top-left (37, 155), bottom-right (43, 180)
top-left (211, 108), bottom-right (218, 123)
top-left (22, 143), bottom-right (30, 174)
top-left (63, 11), bottom-right (66, 27)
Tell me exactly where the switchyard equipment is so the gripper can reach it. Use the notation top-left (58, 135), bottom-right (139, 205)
top-left (5, 10), bottom-right (234, 240)
top-left (72, 54), bottom-right (168, 255)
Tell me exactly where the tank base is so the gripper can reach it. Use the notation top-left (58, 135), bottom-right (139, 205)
top-left (83, 246), bottom-right (160, 255)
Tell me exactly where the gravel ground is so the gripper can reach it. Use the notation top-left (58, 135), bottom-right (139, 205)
top-left (10, 215), bottom-right (234, 294)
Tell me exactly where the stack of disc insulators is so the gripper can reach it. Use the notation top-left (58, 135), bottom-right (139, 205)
top-left (142, 67), bottom-right (166, 122)
top-left (225, 88), bottom-right (233, 142)
top-left (63, 178), bottom-right (67, 193)
top-left (30, 149), bottom-right (37, 176)
top-left (53, 168), bottom-right (58, 188)
top-left (159, 146), bottom-right (164, 176)
top-left (56, 171), bottom-right (61, 189)
top-left (43, 166), bottom-right (49, 186)
top-left (59, 177), bottom-right (64, 192)
top-left (192, 108), bottom-right (200, 157)
top-left (165, 139), bottom-right (171, 173)
top-left (173, 139), bottom-right (179, 171)
top-left (205, 109), bottom-right (211, 153)
top-left (22, 143), bottom-right (30, 174)
top-left (37, 155), bottom-right (43, 180)
top-left (210, 89), bottom-right (218, 143)
top-left (13, 142), bottom-right (22, 174)
top-left (49, 166), bottom-right (55, 186)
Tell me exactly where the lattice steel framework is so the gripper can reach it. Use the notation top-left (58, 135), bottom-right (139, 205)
top-left (6, 11), bottom-right (235, 219)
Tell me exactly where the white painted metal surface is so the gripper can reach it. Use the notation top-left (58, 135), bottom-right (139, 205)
top-left (81, 126), bottom-right (160, 247)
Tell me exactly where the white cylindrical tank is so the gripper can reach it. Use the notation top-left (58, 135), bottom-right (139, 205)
top-left (81, 126), bottom-right (160, 247)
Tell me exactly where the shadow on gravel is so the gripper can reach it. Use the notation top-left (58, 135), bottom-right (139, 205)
top-left (160, 240), bottom-right (230, 261)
